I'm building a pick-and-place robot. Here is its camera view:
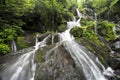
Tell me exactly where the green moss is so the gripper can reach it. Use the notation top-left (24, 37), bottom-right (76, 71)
top-left (98, 54), bottom-right (107, 66)
top-left (36, 51), bottom-right (44, 62)
top-left (17, 37), bottom-right (29, 50)
top-left (86, 45), bottom-right (96, 53)
top-left (70, 25), bottom-right (104, 47)
top-left (58, 24), bottom-right (67, 32)
top-left (70, 27), bottom-right (83, 38)
top-left (97, 20), bottom-right (116, 41)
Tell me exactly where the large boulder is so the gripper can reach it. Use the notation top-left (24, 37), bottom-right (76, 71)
top-left (35, 43), bottom-right (83, 80)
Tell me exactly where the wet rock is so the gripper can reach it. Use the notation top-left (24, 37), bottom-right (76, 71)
top-left (17, 33), bottom-right (35, 50)
top-left (35, 44), bottom-right (83, 80)
top-left (36, 33), bottom-right (59, 45)
top-left (114, 69), bottom-right (120, 80)
top-left (0, 47), bottom-right (35, 71)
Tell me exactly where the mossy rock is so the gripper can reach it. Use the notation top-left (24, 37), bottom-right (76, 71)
top-left (36, 50), bottom-right (44, 62)
top-left (17, 36), bottom-right (33, 50)
top-left (70, 27), bottom-right (83, 38)
top-left (97, 20), bottom-right (116, 41)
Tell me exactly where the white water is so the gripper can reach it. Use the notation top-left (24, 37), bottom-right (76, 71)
top-left (51, 35), bottom-right (54, 44)
top-left (94, 13), bottom-right (97, 34)
top-left (0, 35), bottom-right (50, 80)
top-left (59, 9), bottom-right (107, 80)
top-left (11, 40), bottom-right (17, 52)
top-left (115, 41), bottom-right (120, 48)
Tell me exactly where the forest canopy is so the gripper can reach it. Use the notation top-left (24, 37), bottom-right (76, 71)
top-left (0, 0), bottom-right (120, 55)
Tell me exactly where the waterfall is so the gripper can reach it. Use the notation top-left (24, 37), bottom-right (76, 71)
top-left (59, 9), bottom-right (108, 80)
top-left (94, 13), bottom-right (97, 34)
top-left (51, 35), bottom-right (54, 44)
top-left (72, 16), bottom-right (76, 22)
top-left (11, 40), bottom-right (17, 52)
top-left (35, 34), bottom-right (39, 45)
top-left (0, 8), bottom-right (115, 80)
top-left (76, 8), bottom-right (82, 21)
top-left (0, 35), bottom-right (50, 80)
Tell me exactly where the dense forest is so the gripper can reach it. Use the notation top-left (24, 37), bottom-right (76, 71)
top-left (0, 0), bottom-right (120, 54)
top-left (0, 0), bottom-right (120, 55)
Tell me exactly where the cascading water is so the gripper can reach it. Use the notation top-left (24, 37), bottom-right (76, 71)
top-left (59, 9), bottom-right (107, 80)
top-left (115, 41), bottom-right (120, 49)
top-left (0, 35), bottom-right (50, 80)
top-left (51, 35), bottom-right (54, 44)
top-left (11, 40), bottom-right (17, 52)
top-left (0, 8), bottom-right (116, 80)
top-left (94, 13), bottom-right (97, 34)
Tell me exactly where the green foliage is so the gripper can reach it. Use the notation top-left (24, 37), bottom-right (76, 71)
top-left (0, 0), bottom-right (118, 56)
top-left (78, 0), bottom-right (119, 21)
top-left (97, 20), bottom-right (116, 41)
top-left (109, 0), bottom-right (119, 8)
top-left (0, 27), bottom-right (24, 43)
top-left (58, 24), bottom-right (67, 32)
top-left (109, 0), bottom-right (120, 15)
top-left (0, 0), bottom-right (33, 54)
top-left (81, 18), bottom-right (95, 27)
top-left (70, 25), bottom-right (104, 46)
top-left (83, 28), bottom-right (104, 46)
top-left (33, 0), bottom-right (76, 31)
top-left (0, 44), bottom-right (10, 55)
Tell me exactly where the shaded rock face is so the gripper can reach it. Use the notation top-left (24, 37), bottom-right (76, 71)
top-left (109, 38), bottom-right (120, 72)
top-left (35, 45), bottom-right (83, 80)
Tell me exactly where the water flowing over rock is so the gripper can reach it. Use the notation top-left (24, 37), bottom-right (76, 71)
top-left (58, 9), bottom-right (108, 80)
top-left (115, 41), bottom-right (120, 49)
top-left (0, 35), bottom-right (50, 80)
top-left (35, 44), bottom-right (83, 80)
top-left (11, 40), bottom-right (17, 52)
top-left (0, 8), bottom-right (118, 80)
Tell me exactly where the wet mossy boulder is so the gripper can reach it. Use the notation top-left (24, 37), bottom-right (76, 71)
top-left (17, 36), bottom-right (35, 50)
top-left (97, 20), bottom-right (116, 41)
top-left (70, 25), bottom-right (104, 46)
top-left (70, 27), bottom-right (83, 38)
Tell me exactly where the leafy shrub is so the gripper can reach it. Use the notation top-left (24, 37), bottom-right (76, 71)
top-left (0, 44), bottom-right (10, 55)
